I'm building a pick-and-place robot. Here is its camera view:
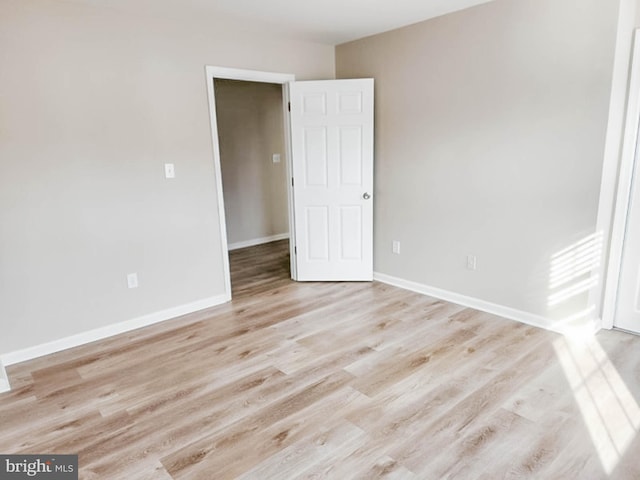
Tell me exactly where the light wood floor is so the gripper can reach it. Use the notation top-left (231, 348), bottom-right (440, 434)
top-left (1, 239), bottom-right (640, 479)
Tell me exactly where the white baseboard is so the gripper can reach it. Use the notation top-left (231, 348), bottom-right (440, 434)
top-left (228, 233), bottom-right (289, 251)
top-left (373, 272), bottom-right (596, 336)
top-left (1, 293), bottom-right (230, 368)
top-left (0, 361), bottom-right (9, 394)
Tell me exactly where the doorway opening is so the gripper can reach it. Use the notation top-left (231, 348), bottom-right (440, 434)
top-left (214, 78), bottom-right (290, 294)
top-left (205, 67), bottom-right (296, 300)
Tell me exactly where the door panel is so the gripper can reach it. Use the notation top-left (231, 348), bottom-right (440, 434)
top-left (340, 206), bottom-right (363, 260)
top-left (339, 126), bottom-right (363, 185)
top-left (303, 128), bottom-right (328, 186)
top-left (306, 206), bottom-right (329, 261)
top-left (289, 79), bottom-right (374, 281)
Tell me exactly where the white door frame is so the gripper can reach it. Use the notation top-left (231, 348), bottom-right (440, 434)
top-left (204, 66), bottom-right (297, 300)
top-left (601, 32), bottom-right (640, 329)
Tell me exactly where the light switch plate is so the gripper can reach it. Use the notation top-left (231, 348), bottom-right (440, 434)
top-left (272, 154), bottom-right (281, 164)
top-left (466, 255), bottom-right (477, 271)
top-left (164, 163), bottom-right (175, 179)
top-left (127, 273), bottom-right (139, 289)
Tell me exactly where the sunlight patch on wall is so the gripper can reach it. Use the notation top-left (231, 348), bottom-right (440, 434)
top-left (550, 233), bottom-right (603, 289)
top-left (547, 232), bottom-right (603, 332)
top-left (553, 337), bottom-right (640, 474)
top-left (548, 276), bottom-right (599, 307)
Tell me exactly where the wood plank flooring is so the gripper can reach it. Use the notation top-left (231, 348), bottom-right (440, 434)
top-left (1, 239), bottom-right (640, 479)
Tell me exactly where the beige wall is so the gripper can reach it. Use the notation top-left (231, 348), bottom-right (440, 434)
top-left (337, 0), bottom-right (620, 326)
top-left (214, 80), bottom-right (289, 247)
top-left (0, 0), bottom-right (334, 356)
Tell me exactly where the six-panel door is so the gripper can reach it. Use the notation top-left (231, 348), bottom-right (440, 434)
top-left (289, 79), bottom-right (374, 281)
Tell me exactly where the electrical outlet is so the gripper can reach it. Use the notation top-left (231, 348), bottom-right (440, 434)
top-left (127, 273), bottom-right (139, 289)
top-left (466, 255), bottom-right (477, 271)
top-left (272, 153), bottom-right (281, 163)
top-left (393, 240), bottom-right (401, 255)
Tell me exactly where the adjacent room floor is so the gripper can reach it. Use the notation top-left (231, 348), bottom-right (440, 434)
top-left (1, 240), bottom-right (639, 479)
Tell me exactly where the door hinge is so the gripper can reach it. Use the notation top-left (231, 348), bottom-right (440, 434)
top-left (288, 101), bottom-right (291, 112)
top-left (294, 246), bottom-right (297, 255)
top-left (291, 177), bottom-right (294, 187)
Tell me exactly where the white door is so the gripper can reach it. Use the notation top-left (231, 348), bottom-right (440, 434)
top-left (615, 141), bottom-right (640, 334)
top-left (289, 79), bottom-right (374, 281)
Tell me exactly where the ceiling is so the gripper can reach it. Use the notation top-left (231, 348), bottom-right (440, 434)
top-left (75, 0), bottom-right (495, 44)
